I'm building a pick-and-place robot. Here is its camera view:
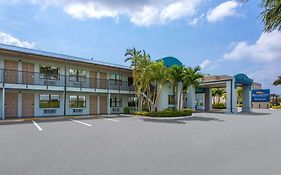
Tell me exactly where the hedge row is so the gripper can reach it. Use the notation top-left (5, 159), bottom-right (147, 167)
top-left (272, 105), bottom-right (281, 109)
top-left (212, 103), bottom-right (226, 109)
top-left (134, 109), bottom-right (192, 117)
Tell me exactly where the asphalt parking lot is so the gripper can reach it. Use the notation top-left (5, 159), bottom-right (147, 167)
top-left (0, 109), bottom-right (281, 175)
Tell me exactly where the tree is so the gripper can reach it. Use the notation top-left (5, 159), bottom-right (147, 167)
top-left (237, 87), bottom-right (243, 105)
top-left (260, 0), bottom-right (281, 32)
top-left (182, 66), bottom-right (204, 106)
top-left (125, 48), bottom-right (151, 111)
top-left (125, 48), bottom-right (168, 112)
top-left (216, 88), bottom-right (225, 104)
top-left (273, 76), bottom-right (281, 86)
top-left (241, 0), bottom-right (281, 31)
top-left (167, 65), bottom-right (184, 110)
top-left (212, 88), bottom-right (225, 104)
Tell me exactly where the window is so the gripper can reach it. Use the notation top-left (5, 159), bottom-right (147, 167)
top-left (110, 97), bottom-right (122, 107)
top-left (128, 97), bottom-right (137, 107)
top-left (39, 94), bottom-right (60, 108)
top-left (110, 74), bottom-right (122, 85)
top-left (168, 95), bottom-right (175, 105)
top-left (69, 69), bottom-right (86, 82)
top-left (40, 66), bottom-right (60, 80)
top-left (70, 95), bottom-right (86, 108)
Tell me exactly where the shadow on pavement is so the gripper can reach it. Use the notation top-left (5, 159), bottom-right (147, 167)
top-left (141, 118), bottom-right (186, 124)
top-left (141, 116), bottom-right (224, 124)
top-left (179, 116), bottom-right (224, 122)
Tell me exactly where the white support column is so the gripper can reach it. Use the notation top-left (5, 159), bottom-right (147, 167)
top-left (2, 88), bottom-right (5, 120)
top-left (187, 85), bottom-right (196, 110)
top-left (204, 88), bottom-right (212, 111)
top-left (226, 80), bottom-right (238, 113)
top-left (242, 85), bottom-right (252, 112)
top-left (107, 93), bottom-right (111, 115)
top-left (177, 82), bottom-right (182, 110)
top-left (97, 95), bottom-right (100, 114)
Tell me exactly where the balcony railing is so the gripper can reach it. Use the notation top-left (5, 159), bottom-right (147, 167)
top-left (0, 69), bottom-right (134, 91)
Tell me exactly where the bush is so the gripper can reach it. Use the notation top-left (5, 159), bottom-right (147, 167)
top-left (123, 107), bottom-right (130, 114)
top-left (212, 103), bottom-right (226, 109)
top-left (272, 105), bottom-right (281, 109)
top-left (134, 109), bottom-right (192, 117)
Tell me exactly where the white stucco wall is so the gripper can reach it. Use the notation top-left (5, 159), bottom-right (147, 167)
top-left (157, 84), bottom-right (174, 111)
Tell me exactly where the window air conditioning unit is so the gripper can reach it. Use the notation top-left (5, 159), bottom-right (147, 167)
top-left (73, 109), bottom-right (83, 113)
top-left (44, 109), bottom-right (56, 114)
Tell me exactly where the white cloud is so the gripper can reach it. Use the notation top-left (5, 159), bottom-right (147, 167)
top-left (224, 31), bottom-right (281, 62)
top-left (0, 32), bottom-right (35, 48)
top-left (207, 1), bottom-right (241, 22)
top-left (10, 0), bottom-right (204, 26)
top-left (188, 13), bottom-right (205, 26)
top-left (200, 59), bottom-right (211, 70)
top-left (246, 64), bottom-right (281, 93)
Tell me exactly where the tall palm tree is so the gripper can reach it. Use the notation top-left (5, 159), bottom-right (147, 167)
top-left (125, 48), bottom-right (151, 111)
top-left (273, 76), bottom-right (281, 86)
top-left (182, 66), bottom-right (204, 108)
top-left (260, 0), bottom-right (281, 32)
top-left (167, 65), bottom-right (184, 110)
top-left (124, 48), bottom-right (142, 65)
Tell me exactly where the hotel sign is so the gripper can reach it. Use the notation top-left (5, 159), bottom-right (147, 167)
top-left (252, 89), bottom-right (270, 102)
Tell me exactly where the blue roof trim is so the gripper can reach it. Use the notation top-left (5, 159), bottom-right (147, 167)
top-left (234, 73), bottom-right (253, 87)
top-left (158, 56), bottom-right (183, 67)
top-left (0, 43), bottom-right (130, 70)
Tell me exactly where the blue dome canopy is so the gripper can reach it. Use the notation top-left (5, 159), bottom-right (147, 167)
top-left (158, 56), bottom-right (183, 68)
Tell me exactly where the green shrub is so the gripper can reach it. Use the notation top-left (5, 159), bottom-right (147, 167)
top-left (272, 105), bottom-right (281, 109)
top-left (134, 109), bottom-right (192, 117)
top-left (123, 107), bottom-right (130, 114)
top-left (212, 103), bottom-right (226, 109)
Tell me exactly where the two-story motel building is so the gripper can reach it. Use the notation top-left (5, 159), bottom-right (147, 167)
top-left (0, 44), bottom-right (257, 119)
top-left (0, 44), bottom-right (136, 119)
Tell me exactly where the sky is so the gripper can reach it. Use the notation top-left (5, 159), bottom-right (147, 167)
top-left (0, 0), bottom-right (280, 94)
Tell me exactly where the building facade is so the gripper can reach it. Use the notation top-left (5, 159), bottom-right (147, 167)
top-left (0, 44), bottom-right (136, 119)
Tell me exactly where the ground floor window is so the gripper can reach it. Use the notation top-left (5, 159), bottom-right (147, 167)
top-left (110, 97), bottom-right (122, 107)
top-left (70, 95), bottom-right (86, 108)
top-left (39, 94), bottom-right (60, 108)
top-left (128, 97), bottom-right (137, 107)
top-left (168, 95), bottom-right (175, 105)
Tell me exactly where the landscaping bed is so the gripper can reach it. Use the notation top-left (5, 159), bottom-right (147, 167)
top-left (271, 105), bottom-right (281, 109)
top-left (134, 109), bottom-right (192, 118)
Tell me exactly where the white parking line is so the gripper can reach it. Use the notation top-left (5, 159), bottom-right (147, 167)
top-left (32, 121), bottom-right (43, 131)
top-left (69, 118), bottom-right (92, 127)
top-left (103, 118), bottom-right (119, 122)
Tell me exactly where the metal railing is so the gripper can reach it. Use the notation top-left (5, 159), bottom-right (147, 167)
top-left (1, 69), bottom-right (134, 91)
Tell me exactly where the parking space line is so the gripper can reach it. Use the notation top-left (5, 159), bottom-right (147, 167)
top-left (69, 118), bottom-right (92, 127)
top-left (103, 118), bottom-right (119, 122)
top-left (32, 121), bottom-right (43, 131)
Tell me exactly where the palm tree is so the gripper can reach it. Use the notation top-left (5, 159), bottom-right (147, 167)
top-left (237, 87), bottom-right (243, 105)
top-left (167, 65), bottom-right (184, 110)
top-left (215, 88), bottom-right (225, 104)
top-left (273, 76), bottom-right (281, 86)
top-left (125, 48), bottom-right (142, 65)
top-left (125, 48), bottom-right (151, 111)
top-left (260, 0), bottom-right (281, 32)
top-left (182, 66), bottom-right (204, 108)
top-left (148, 61), bottom-right (168, 111)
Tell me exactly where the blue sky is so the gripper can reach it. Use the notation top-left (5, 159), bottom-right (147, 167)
top-left (0, 0), bottom-right (280, 93)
